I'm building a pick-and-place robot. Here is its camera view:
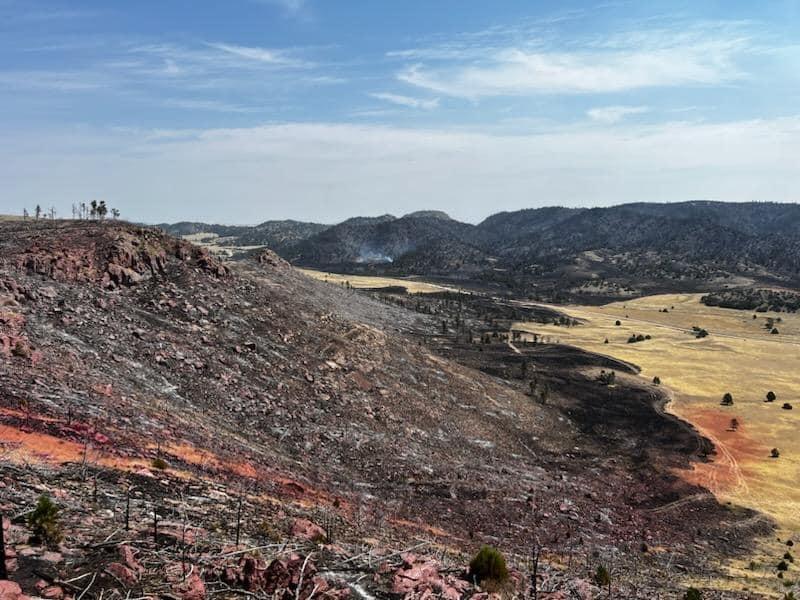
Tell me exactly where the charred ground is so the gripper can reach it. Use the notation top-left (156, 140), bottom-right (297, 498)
top-left (0, 220), bottom-right (778, 599)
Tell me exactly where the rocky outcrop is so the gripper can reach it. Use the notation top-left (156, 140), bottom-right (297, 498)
top-left (2, 222), bottom-right (229, 290)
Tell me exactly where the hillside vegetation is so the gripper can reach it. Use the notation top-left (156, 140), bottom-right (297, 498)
top-left (165, 202), bottom-right (800, 300)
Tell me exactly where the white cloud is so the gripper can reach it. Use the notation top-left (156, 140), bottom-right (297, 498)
top-left (587, 105), bottom-right (649, 123)
top-left (206, 42), bottom-right (307, 67)
top-left (396, 27), bottom-right (749, 98)
top-left (161, 98), bottom-right (261, 113)
top-left (2, 117), bottom-right (799, 224)
top-left (369, 92), bottom-right (439, 110)
top-left (0, 70), bottom-right (106, 91)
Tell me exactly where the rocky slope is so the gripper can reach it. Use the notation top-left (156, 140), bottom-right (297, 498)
top-left (0, 220), bottom-right (778, 598)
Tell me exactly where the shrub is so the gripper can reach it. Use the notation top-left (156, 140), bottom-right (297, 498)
top-left (772, 448), bottom-right (781, 459)
top-left (615, 320), bottom-right (621, 326)
top-left (721, 393), bottom-right (734, 406)
top-left (11, 340), bottom-right (32, 358)
top-left (783, 403), bottom-right (793, 411)
top-left (152, 457), bottom-right (169, 470)
top-left (28, 495), bottom-right (62, 547)
top-left (469, 546), bottom-right (509, 585)
top-left (684, 588), bottom-right (703, 600)
top-left (777, 560), bottom-right (789, 571)
top-left (785, 551), bottom-right (795, 562)
top-left (594, 565), bottom-right (611, 587)
top-left (767, 391), bottom-right (777, 402)
top-left (653, 376), bottom-right (661, 385)
top-left (597, 370), bottom-right (616, 386)
top-left (772, 328), bottom-right (780, 335)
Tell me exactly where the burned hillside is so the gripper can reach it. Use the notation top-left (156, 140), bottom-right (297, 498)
top-left (0, 220), bottom-right (775, 598)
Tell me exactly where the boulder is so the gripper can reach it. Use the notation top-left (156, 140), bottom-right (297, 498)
top-left (290, 518), bottom-right (326, 542)
top-left (174, 572), bottom-right (206, 600)
top-left (107, 562), bottom-right (138, 586)
top-left (0, 581), bottom-right (26, 600)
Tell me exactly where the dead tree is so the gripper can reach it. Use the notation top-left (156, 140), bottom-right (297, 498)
top-left (528, 538), bottom-right (542, 600)
top-left (235, 489), bottom-right (244, 547)
top-left (153, 504), bottom-right (159, 544)
top-left (0, 511), bottom-right (7, 580)
top-left (124, 485), bottom-right (132, 531)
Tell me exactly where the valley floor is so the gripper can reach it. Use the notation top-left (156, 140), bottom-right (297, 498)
top-left (512, 293), bottom-right (800, 532)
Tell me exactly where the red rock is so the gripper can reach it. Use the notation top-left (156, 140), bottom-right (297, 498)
top-left (174, 572), bottom-right (206, 600)
top-left (376, 561), bottom-right (392, 574)
top-left (0, 581), bottom-right (25, 600)
top-left (119, 545), bottom-right (144, 574)
top-left (263, 558), bottom-right (291, 591)
top-left (310, 576), bottom-right (330, 595)
top-left (570, 579), bottom-right (595, 600)
top-left (107, 562), bottom-right (138, 586)
top-left (41, 551), bottom-right (62, 564)
top-left (41, 586), bottom-right (64, 599)
top-left (290, 518), bottom-right (326, 542)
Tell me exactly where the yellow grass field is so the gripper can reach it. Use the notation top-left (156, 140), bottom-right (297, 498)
top-left (300, 268), bottom-right (461, 294)
top-left (513, 293), bottom-right (800, 532)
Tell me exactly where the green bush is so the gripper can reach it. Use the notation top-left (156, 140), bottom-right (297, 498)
top-left (469, 546), bottom-right (509, 584)
top-left (28, 495), bottom-right (62, 547)
top-left (684, 588), bottom-right (702, 600)
top-left (594, 565), bottom-right (611, 587)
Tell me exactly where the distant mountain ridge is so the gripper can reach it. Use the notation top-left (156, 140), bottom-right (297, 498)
top-left (161, 201), bottom-right (800, 296)
top-left (158, 219), bottom-right (329, 255)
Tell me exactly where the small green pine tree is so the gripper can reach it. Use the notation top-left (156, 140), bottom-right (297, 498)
top-left (594, 565), bottom-right (611, 587)
top-left (469, 546), bottom-right (509, 584)
top-left (28, 495), bottom-right (62, 547)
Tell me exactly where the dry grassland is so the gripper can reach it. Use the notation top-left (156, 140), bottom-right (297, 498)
top-left (300, 268), bottom-right (460, 294)
top-left (514, 293), bottom-right (800, 532)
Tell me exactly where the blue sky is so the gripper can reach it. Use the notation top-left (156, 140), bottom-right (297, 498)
top-left (1, 0), bottom-right (798, 223)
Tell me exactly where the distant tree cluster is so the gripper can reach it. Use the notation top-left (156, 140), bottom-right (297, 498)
top-left (627, 333), bottom-right (651, 344)
top-left (23, 201), bottom-right (120, 221)
top-left (702, 289), bottom-right (800, 313)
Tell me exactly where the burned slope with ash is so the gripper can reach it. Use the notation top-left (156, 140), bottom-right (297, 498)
top-left (0, 220), bottom-right (773, 598)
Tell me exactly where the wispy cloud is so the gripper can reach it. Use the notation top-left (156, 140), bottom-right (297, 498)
top-left (587, 105), bottom-right (649, 123)
top-left (162, 98), bottom-right (263, 113)
top-left (130, 42), bottom-right (310, 73)
top-left (0, 70), bottom-right (106, 91)
top-left (5, 116), bottom-right (800, 223)
top-left (395, 23), bottom-right (752, 99)
top-left (206, 42), bottom-right (309, 67)
top-left (370, 92), bottom-right (439, 110)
